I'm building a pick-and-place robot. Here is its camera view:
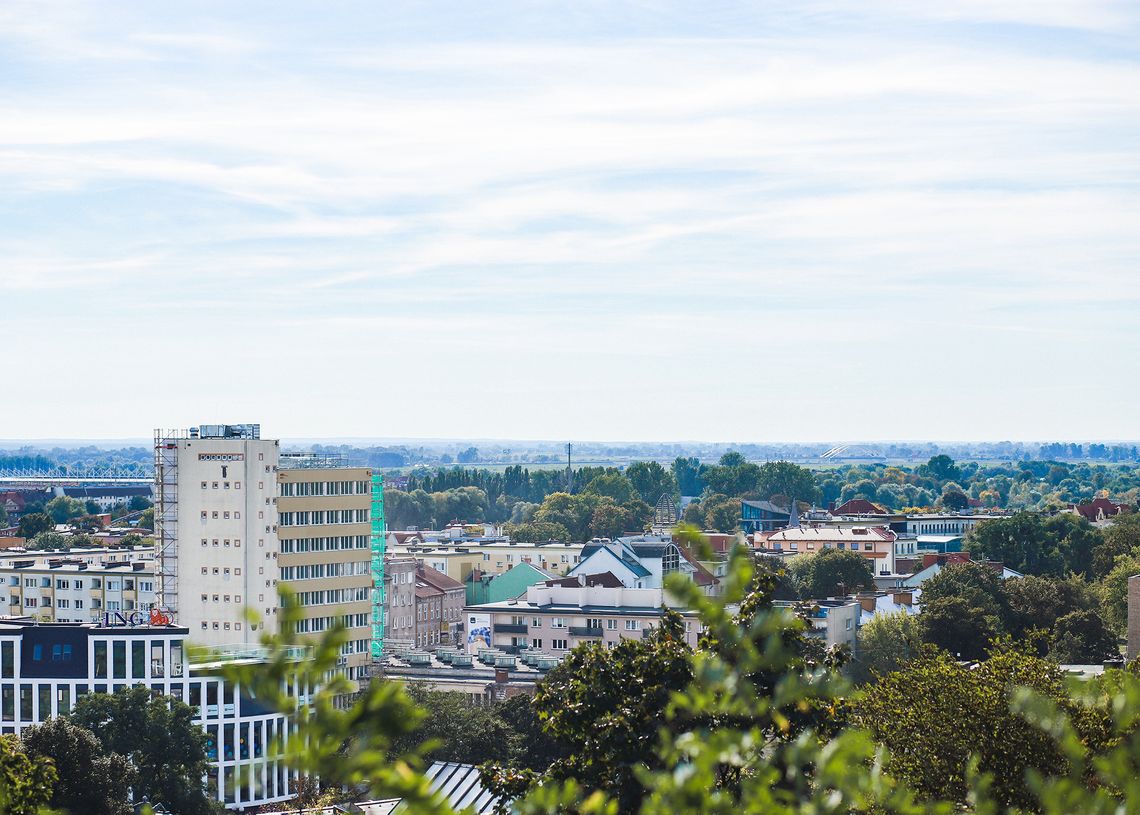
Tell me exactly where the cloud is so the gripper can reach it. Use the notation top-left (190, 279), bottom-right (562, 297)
top-left (0, 1), bottom-right (1138, 439)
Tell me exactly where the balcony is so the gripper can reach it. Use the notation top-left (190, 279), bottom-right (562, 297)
top-left (569, 626), bottom-right (603, 638)
top-left (494, 623), bottom-right (528, 634)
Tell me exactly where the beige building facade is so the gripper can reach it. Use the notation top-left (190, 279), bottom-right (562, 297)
top-left (277, 466), bottom-right (373, 683)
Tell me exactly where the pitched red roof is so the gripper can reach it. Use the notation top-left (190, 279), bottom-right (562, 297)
top-left (1074, 498), bottom-right (1128, 522)
top-left (832, 499), bottom-right (887, 516)
top-left (416, 562), bottom-right (465, 592)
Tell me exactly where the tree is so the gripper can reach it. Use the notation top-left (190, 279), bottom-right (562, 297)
top-left (939, 489), bottom-right (969, 511)
top-left (44, 495), bottom-right (87, 524)
top-left (852, 610), bottom-right (923, 683)
top-left (456, 447), bottom-right (479, 464)
top-left (923, 454), bottom-right (961, 483)
top-left (137, 508), bottom-right (154, 530)
top-left (1092, 513), bottom-right (1140, 578)
top-left (1101, 550), bottom-right (1140, 634)
top-left (391, 685), bottom-right (522, 766)
top-left (1002, 574), bottom-right (1098, 640)
top-left (671, 456), bottom-right (704, 496)
top-left (582, 472), bottom-right (637, 504)
top-left (0, 735), bottom-right (56, 815)
top-left (588, 498), bottom-right (634, 539)
top-left (16, 512), bottom-right (52, 539)
top-left (919, 595), bottom-right (1000, 660)
top-left (21, 717), bottom-right (135, 815)
top-left (700, 494), bottom-right (740, 533)
top-left (854, 647), bottom-right (1105, 810)
top-left (534, 493), bottom-right (600, 542)
top-left (127, 495), bottom-right (152, 512)
top-left (504, 521), bottom-right (572, 543)
top-left (484, 612), bottom-right (694, 813)
top-left (966, 512), bottom-right (1102, 578)
top-left (624, 461), bottom-right (677, 506)
top-left (755, 461), bottom-right (819, 504)
top-left (1049, 609), bottom-right (1118, 664)
top-left (789, 548), bottom-right (873, 598)
top-left (70, 686), bottom-right (219, 815)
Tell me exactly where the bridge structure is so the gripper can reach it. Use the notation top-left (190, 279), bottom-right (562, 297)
top-left (0, 466), bottom-right (152, 488)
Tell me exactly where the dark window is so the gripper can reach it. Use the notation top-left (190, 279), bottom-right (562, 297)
top-left (31, 645), bottom-right (42, 662)
top-left (112, 642), bottom-right (126, 679)
top-left (94, 642), bottom-right (107, 678)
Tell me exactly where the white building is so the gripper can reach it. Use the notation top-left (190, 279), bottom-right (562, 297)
top-left (155, 424), bottom-right (281, 646)
top-left (0, 617), bottom-right (307, 810)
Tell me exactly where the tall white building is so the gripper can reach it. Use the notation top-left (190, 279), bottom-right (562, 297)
top-left (155, 424), bottom-right (281, 646)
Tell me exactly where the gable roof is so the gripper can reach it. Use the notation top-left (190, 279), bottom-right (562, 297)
top-left (832, 498), bottom-right (887, 515)
top-left (1074, 498), bottom-right (1129, 521)
top-left (416, 562), bottom-right (465, 592)
top-left (545, 571), bottom-right (625, 588)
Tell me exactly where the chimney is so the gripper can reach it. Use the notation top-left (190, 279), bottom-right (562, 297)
top-left (494, 668), bottom-right (509, 683)
top-left (857, 593), bottom-right (878, 613)
top-left (827, 501), bottom-right (836, 513)
top-left (892, 590), bottom-right (913, 606)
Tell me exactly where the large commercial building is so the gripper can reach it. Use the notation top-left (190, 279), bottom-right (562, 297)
top-left (0, 617), bottom-right (307, 810)
top-left (277, 466), bottom-right (374, 683)
top-left (154, 424), bottom-right (386, 679)
top-left (155, 424), bottom-right (280, 646)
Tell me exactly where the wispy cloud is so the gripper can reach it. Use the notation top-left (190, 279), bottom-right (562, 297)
top-left (1, 1), bottom-right (1138, 439)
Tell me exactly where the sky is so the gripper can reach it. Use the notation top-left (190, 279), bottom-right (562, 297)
top-left (2, 1), bottom-right (1139, 443)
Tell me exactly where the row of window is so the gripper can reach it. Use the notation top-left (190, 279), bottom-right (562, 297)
top-left (278, 510), bottom-right (368, 527)
top-left (294, 587), bottom-right (370, 606)
top-left (278, 480), bottom-right (370, 497)
top-left (15, 597), bottom-right (136, 611)
top-left (8, 577), bottom-right (144, 591)
top-left (279, 535), bottom-right (370, 553)
top-left (200, 480), bottom-right (243, 490)
top-left (279, 561), bottom-right (369, 581)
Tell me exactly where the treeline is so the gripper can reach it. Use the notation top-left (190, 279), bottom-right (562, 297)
top-left (385, 452), bottom-right (1140, 537)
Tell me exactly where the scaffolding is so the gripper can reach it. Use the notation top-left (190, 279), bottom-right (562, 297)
top-left (369, 472), bottom-right (387, 660)
top-left (154, 429), bottom-right (187, 615)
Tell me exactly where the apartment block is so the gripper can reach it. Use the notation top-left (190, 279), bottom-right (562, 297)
top-left (0, 554), bottom-right (156, 623)
top-left (277, 466), bottom-right (373, 683)
top-left (384, 556), bottom-right (417, 651)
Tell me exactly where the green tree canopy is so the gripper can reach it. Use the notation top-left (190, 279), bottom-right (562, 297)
top-left (504, 520), bottom-right (572, 543)
top-left (788, 548), bottom-right (874, 598)
top-left (851, 610), bottom-right (923, 683)
top-left (44, 495), bottom-right (87, 524)
top-left (854, 647), bottom-right (1108, 810)
top-left (1001, 574), bottom-right (1098, 640)
top-left (21, 717), bottom-right (135, 815)
top-left (965, 512), bottom-right (1102, 578)
top-left (0, 735), bottom-right (56, 815)
top-left (1048, 609), bottom-right (1119, 664)
top-left (1092, 513), bottom-right (1140, 578)
top-left (16, 512), bottom-right (52, 539)
top-left (624, 461), bottom-right (677, 506)
top-left (919, 595), bottom-right (1001, 660)
top-left (582, 472), bottom-right (638, 504)
top-left (70, 686), bottom-right (218, 815)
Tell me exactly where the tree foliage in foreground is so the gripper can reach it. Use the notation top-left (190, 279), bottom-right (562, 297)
top-left (183, 545), bottom-right (1140, 815)
top-left (21, 717), bottom-right (135, 815)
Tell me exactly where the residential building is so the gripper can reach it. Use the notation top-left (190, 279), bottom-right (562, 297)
top-left (276, 466), bottom-right (374, 684)
top-left (0, 555), bottom-right (156, 622)
top-left (414, 563), bottom-right (465, 648)
top-left (469, 579), bottom-right (703, 655)
top-left (384, 555), bottom-right (417, 651)
top-left (567, 536), bottom-right (719, 594)
top-left (761, 526), bottom-right (897, 574)
top-left (58, 485), bottom-right (152, 511)
top-left (1073, 498), bottom-right (1131, 524)
top-left (904, 513), bottom-right (1005, 537)
top-left (830, 498), bottom-right (888, 516)
top-left (775, 598), bottom-right (859, 651)
top-left (466, 562), bottom-right (553, 605)
top-left (0, 617), bottom-right (309, 810)
top-left (155, 424), bottom-right (382, 677)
